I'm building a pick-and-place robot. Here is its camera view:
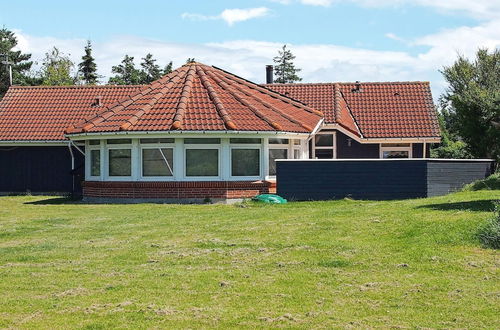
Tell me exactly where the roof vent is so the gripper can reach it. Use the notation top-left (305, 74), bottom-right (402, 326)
top-left (93, 95), bottom-right (103, 107)
top-left (352, 81), bottom-right (363, 93)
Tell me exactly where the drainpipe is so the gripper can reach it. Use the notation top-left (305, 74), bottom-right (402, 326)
top-left (68, 142), bottom-right (75, 196)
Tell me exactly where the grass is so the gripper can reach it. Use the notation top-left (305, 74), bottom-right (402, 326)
top-left (0, 191), bottom-right (499, 328)
top-left (463, 172), bottom-right (500, 191)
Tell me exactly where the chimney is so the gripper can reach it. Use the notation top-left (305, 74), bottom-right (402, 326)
top-left (266, 65), bottom-right (274, 84)
top-left (352, 81), bottom-right (363, 93)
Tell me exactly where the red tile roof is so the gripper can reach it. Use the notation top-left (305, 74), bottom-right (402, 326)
top-left (264, 82), bottom-right (440, 138)
top-left (0, 85), bottom-right (142, 141)
top-left (66, 63), bottom-right (323, 135)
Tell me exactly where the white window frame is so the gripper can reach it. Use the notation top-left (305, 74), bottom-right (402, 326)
top-left (106, 140), bottom-right (133, 181)
top-left (312, 132), bottom-right (336, 159)
top-left (184, 143), bottom-right (222, 180)
top-left (86, 140), bottom-right (102, 181)
top-left (229, 144), bottom-right (262, 180)
top-left (379, 143), bottom-right (413, 159)
top-left (268, 139), bottom-right (291, 179)
top-left (139, 141), bottom-right (176, 181)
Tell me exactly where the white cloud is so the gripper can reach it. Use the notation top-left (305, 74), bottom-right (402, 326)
top-left (12, 15), bottom-right (500, 101)
top-left (273, 0), bottom-right (500, 19)
top-left (182, 7), bottom-right (270, 26)
top-left (385, 32), bottom-right (405, 42)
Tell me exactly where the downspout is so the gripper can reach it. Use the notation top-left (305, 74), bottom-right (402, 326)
top-left (67, 141), bottom-right (75, 196)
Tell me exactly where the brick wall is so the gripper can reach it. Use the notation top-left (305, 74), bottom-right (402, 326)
top-left (83, 180), bottom-right (276, 200)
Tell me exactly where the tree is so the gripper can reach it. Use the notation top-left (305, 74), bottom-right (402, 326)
top-left (441, 48), bottom-right (500, 160)
top-left (108, 55), bottom-right (142, 85)
top-left (140, 53), bottom-right (163, 83)
top-left (164, 61), bottom-right (173, 75)
top-left (78, 40), bottom-right (99, 85)
top-left (39, 47), bottom-right (76, 86)
top-left (273, 45), bottom-right (302, 83)
top-left (0, 28), bottom-right (36, 98)
top-left (186, 58), bottom-right (195, 64)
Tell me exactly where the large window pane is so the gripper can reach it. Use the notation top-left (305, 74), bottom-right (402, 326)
top-left (269, 149), bottom-right (287, 176)
top-left (109, 149), bottom-right (131, 176)
top-left (89, 140), bottom-right (100, 145)
top-left (90, 150), bottom-right (100, 176)
top-left (142, 148), bottom-right (173, 176)
top-left (186, 149), bottom-right (219, 176)
top-left (315, 134), bottom-right (333, 146)
top-left (232, 149), bottom-right (260, 176)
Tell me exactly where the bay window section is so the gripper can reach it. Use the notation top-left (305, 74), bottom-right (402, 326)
top-left (231, 149), bottom-right (260, 177)
top-left (142, 148), bottom-right (174, 176)
top-left (90, 149), bottom-right (101, 176)
top-left (185, 149), bottom-right (219, 177)
top-left (268, 149), bottom-right (287, 176)
top-left (109, 149), bottom-right (132, 176)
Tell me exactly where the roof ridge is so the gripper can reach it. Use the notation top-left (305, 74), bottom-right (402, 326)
top-left (212, 69), bottom-right (313, 132)
top-left (171, 66), bottom-right (195, 130)
top-left (196, 65), bottom-right (237, 130)
top-left (263, 81), bottom-right (431, 86)
top-left (212, 66), bottom-right (322, 116)
top-left (206, 69), bottom-right (282, 131)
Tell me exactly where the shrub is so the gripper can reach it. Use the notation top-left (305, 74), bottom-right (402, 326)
top-left (463, 173), bottom-right (500, 191)
top-left (477, 202), bottom-right (500, 249)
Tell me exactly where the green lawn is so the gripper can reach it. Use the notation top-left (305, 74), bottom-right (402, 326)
top-left (0, 191), bottom-right (499, 329)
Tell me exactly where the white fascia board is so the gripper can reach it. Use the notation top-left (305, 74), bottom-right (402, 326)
top-left (277, 158), bottom-right (494, 162)
top-left (321, 124), bottom-right (441, 143)
top-left (66, 130), bottom-right (312, 140)
top-left (0, 140), bottom-right (68, 146)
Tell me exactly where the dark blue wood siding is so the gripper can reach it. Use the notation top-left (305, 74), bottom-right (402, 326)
top-left (336, 132), bottom-right (379, 158)
top-left (277, 159), bottom-right (495, 201)
top-left (0, 146), bottom-right (84, 194)
top-left (277, 160), bottom-right (427, 200)
top-left (426, 160), bottom-right (493, 196)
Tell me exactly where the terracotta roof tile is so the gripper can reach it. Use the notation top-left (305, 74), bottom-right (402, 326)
top-left (67, 63), bottom-right (323, 135)
top-left (264, 82), bottom-right (440, 138)
top-left (0, 85), bottom-right (143, 141)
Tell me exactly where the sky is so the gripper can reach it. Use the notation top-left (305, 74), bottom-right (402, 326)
top-left (1, 0), bottom-right (499, 99)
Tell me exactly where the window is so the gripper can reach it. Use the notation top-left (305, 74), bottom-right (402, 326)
top-left (269, 149), bottom-right (287, 176)
top-left (230, 138), bottom-right (261, 144)
top-left (314, 133), bottom-right (335, 159)
top-left (184, 138), bottom-right (220, 144)
top-left (231, 149), bottom-right (260, 177)
top-left (89, 140), bottom-right (100, 145)
top-left (269, 138), bottom-right (289, 145)
top-left (90, 150), bottom-right (100, 176)
top-left (109, 149), bottom-right (131, 176)
top-left (186, 149), bottom-right (219, 176)
top-left (380, 143), bottom-right (412, 159)
top-left (107, 139), bottom-right (132, 145)
top-left (142, 148), bottom-right (173, 176)
top-left (140, 138), bottom-right (174, 144)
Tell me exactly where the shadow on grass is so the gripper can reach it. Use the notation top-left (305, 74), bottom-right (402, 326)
top-left (24, 197), bottom-right (83, 205)
top-left (417, 199), bottom-right (498, 212)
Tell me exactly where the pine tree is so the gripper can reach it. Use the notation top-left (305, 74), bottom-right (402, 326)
top-left (273, 45), bottom-right (302, 83)
top-left (39, 47), bottom-right (76, 86)
top-left (0, 28), bottom-right (36, 98)
top-left (140, 53), bottom-right (162, 83)
top-left (78, 40), bottom-right (99, 85)
top-left (164, 61), bottom-right (173, 75)
top-left (108, 55), bottom-right (142, 85)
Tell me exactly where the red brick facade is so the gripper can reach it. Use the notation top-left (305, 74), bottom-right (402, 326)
top-left (83, 180), bottom-right (276, 200)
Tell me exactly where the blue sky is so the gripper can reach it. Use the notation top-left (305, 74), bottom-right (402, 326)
top-left (1, 0), bottom-right (499, 98)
